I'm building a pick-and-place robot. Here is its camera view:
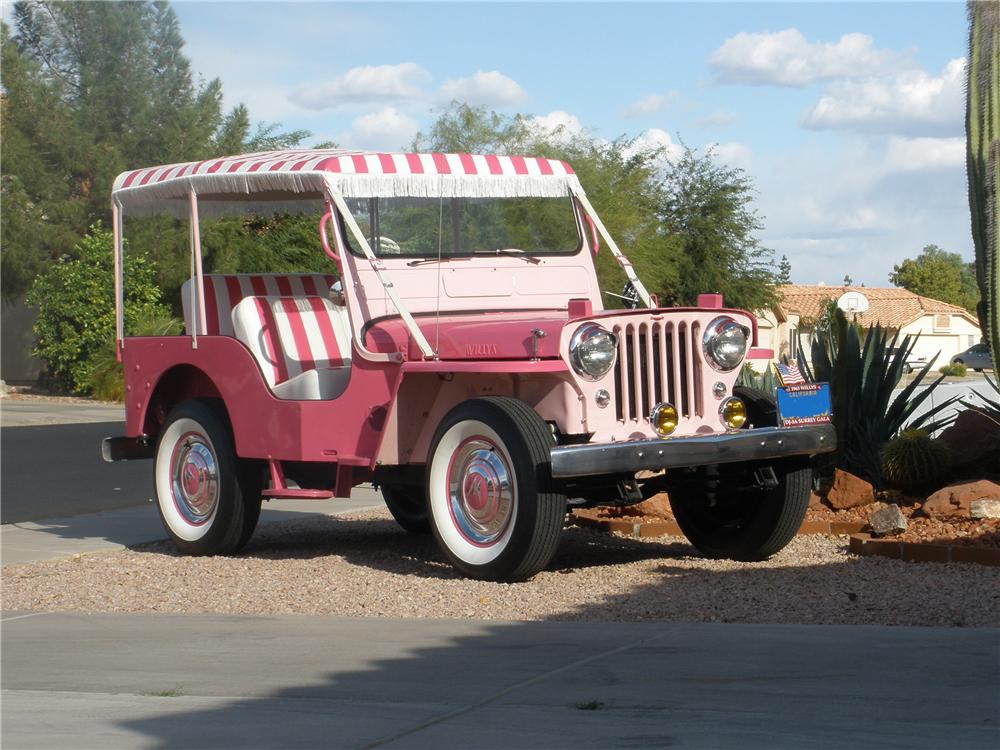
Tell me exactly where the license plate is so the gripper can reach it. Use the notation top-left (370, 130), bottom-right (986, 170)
top-left (776, 383), bottom-right (832, 426)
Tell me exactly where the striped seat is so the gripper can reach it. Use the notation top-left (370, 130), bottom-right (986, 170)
top-left (181, 274), bottom-right (336, 336)
top-left (231, 295), bottom-right (352, 401)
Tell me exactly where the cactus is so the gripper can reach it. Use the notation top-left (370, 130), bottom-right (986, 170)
top-left (967, 1), bottom-right (1000, 373)
top-left (880, 428), bottom-right (952, 492)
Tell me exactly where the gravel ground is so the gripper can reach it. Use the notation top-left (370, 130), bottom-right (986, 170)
top-left (4, 508), bottom-right (999, 627)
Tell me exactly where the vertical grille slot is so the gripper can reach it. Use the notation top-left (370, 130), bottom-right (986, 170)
top-left (613, 317), bottom-right (703, 425)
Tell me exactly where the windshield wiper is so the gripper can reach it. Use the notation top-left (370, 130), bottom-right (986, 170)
top-left (406, 256), bottom-right (470, 267)
top-left (490, 248), bottom-right (541, 264)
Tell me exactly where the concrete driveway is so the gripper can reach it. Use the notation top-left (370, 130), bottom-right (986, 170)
top-left (3, 612), bottom-right (997, 750)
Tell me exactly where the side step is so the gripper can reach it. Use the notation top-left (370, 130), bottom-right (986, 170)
top-left (261, 459), bottom-right (334, 500)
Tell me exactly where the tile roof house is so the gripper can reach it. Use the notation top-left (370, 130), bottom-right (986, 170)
top-left (754, 285), bottom-right (982, 367)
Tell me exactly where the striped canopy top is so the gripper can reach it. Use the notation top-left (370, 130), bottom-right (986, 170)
top-left (112, 149), bottom-right (582, 217)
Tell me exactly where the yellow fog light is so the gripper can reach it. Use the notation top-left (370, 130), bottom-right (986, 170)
top-left (650, 402), bottom-right (679, 437)
top-left (720, 397), bottom-right (747, 429)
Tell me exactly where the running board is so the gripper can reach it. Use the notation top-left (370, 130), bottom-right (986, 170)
top-left (262, 459), bottom-right (334, 500)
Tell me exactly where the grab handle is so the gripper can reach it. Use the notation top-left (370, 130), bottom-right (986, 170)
top-left (319, 208), bottom-right (341, 271)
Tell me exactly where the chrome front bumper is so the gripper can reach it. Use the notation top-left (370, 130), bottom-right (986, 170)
top-left (549, 425), bottom-right (836, 478)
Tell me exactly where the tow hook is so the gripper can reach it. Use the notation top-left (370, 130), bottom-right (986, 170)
top-left (753, 465), bottom-right (779, 490)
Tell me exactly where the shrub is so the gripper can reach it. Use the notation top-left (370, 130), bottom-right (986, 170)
top-left (26, 224), bottom-right (170, 395)
top-left (87, 310), bottom-right (183, 401)
top-left (736, 361), bottom-right (777, 393)
top-left (880, 428), bottom-right (952, 492)
top-left (938, 362), bottom-right (968, 377)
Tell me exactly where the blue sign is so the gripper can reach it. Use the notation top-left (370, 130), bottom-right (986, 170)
top-left (776, 383), bottom-right (832, 427)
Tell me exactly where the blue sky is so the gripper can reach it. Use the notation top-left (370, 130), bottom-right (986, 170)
top-left (27, 1), bottom-right (977, 287)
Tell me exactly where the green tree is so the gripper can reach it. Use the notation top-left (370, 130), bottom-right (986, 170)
top-left (1, 1), bottom-right (308, 300)
top-left (777, 255), bottom-right (792, 285)
top-left (659, 146), bottom-right (777, 311)
top-left (25, 225), bottom-right (170, 394)
top-left (888, 244), bottom-right (980, 312)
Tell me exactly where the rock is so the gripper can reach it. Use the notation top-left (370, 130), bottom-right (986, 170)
top-left (826, 469), bottom-right (876, 509)
top-left (630, 493), bottom-right (672, 519)
top-left (868, 503), bottom-right (907, 536)
top-left (808, 491), bottom-right (824, 510)
top-left (936, 408), bottom-right (1000, 473)
top-left (971, 499), bottom-right (1000, 519)
top-left (922, 480), bottom-right (1000, 519)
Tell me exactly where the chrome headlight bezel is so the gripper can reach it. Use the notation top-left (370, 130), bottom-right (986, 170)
top-left (702, 316), bottom-right (750, 372)
top-left (569, 323), bottom-right (618, 381)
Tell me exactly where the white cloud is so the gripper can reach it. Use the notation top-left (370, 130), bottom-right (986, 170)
top-left (623, 128), bottom-right (684, 163)
top-left (884, 136), bottom-right (965, 172)
top-left (709, 141), bottom-right (753, 170)
top-left (751, 138), bottom-right (970, 288)
top-left (527, 111), bottom-right (587, 144)
top-left (695, 110), bottom-right (738, 128)
top-left (622, 91), bottom-right (680, 118)
top-left (710, 29), bottom-right (914, 87)
top-left (291, 63), bottom-right (431, 110)
top-left (801, 58), bottom-right (965, 136)
top-left (342, 107), bottom-right (421, 150)
top-left (437, 71), bottom-right (526, 106)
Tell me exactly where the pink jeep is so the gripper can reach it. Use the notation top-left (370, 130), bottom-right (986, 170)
top-left (103, 148), bottom-right (835, 581)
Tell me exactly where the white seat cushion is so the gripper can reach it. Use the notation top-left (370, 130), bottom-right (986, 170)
top-left (231, 295), bottom-right (352, 400)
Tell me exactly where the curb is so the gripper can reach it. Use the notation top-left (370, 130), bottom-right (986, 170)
top-left (848, 533), bottom-right (1000, 567)
top-left (571, 515), bottom-right (866, 539)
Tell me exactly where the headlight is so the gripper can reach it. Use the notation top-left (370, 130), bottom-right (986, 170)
top-left (569, 323), bottom-right (618, 380)
top-left (702, 316), bottom-right (749, 371)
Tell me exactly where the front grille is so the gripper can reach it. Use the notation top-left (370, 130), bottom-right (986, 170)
top-left (613, 320), bottom-right (703, 424)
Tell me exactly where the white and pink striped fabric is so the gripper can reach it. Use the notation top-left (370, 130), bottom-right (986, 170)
top-left (181, 274), bottom-right (336, 336)
top-left (231, 295), bottom-right (352, 398)
top-left (112, 149), bottom-right (582, 216)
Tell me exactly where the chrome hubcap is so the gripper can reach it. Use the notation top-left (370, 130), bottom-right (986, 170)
top-left (447, 438), bottom-right (513, 546)
top-left (170, 433), bottom-right (219, 524)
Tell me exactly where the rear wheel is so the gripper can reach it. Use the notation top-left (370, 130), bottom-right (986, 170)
top-left (154, 401), bottom-right (262, 555)
top-left (426, 397), bottom-right (565, 582)
top-left (381, 484), bottom-right (430, 534)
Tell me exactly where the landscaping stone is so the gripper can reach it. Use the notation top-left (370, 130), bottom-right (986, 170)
top-left (937, 408), bottom-right (1000, 473)
top-left (869, 503), bottom-right (908, 536)
top-left (826, 469), bottom-right (876, 509)
top-left (923, 480), bottom-right (1000, 519)
top-left (971, 499), bottom-right (1000, 520)
top-left (630, 493), bottom-right (671, 519)
top-left (808, 491), bottom-right (824, 510)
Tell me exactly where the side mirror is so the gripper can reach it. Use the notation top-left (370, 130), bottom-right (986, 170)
top-left (621, 281), bottom-right (640, 309)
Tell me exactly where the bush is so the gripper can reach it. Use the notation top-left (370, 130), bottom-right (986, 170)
top-left (939, 362), bottom-right (968, 377)
top-left (87, 310), bottom-right (183, 401)
top-left (26, 224), bottom-right (171, 395)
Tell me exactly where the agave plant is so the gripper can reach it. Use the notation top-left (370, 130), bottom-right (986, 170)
top-left (797, 308), bottom-right (962, 487)
top-left (736, 361), bottom-right (778, 393)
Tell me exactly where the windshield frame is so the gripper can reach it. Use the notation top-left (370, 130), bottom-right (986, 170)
top-left (337, 195), bottom-right (585, 260)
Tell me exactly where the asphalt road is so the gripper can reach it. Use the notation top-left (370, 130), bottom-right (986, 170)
top-left (3, 612), bottom-right (997, 750)
top-left (1, 419), bottom-right (152, 524)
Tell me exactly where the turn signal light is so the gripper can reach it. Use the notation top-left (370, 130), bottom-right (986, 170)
top-left (650, 402), bottom-right (678, 437)
top-left (720, 397), bottom-right (747, 430)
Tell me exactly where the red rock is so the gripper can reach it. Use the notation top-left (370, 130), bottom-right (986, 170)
top-left (936, 408), bottom-right (1000, 472)
top-left (826, 469), bottom-right (876, 509)
top-left (808, 491), bottom-right (824, 510)
top-left (922, 480), bottom-right (1000, 519)
top-left (630, 493), bottom-right (672, 519)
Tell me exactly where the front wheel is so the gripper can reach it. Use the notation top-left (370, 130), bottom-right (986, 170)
top-left (154, 400), bottom-right (262, 555)
top-left (670, 458), bottom-right (811, 561)
top-left (426, 397), bottom-right (566, 582)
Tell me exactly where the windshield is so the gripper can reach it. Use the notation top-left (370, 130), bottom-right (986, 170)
top-left (340, 196), bottom-right (581, 258)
